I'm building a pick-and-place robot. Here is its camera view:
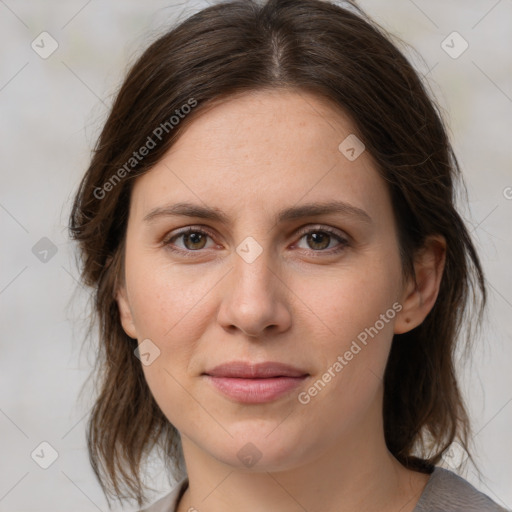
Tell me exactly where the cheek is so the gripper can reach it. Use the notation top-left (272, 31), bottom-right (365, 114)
top-left (297, 255), bottom-right (402, 353)
top-left (291, 251), bottom-right (401, 418)
top-left (292, 305), bottom-right (397, 454)
top-left (124, 257), bottom-right (219, 412)
top-left (127, 255), bottom-right (216, 341)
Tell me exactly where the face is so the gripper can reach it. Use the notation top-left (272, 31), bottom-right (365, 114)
top-left (116, 89), bottom-right (428, 472)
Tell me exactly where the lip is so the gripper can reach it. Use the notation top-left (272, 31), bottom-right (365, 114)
top-left (203, 361), bottom-right (309, 404)
top-left (204, 361), bottom-right (308, 378)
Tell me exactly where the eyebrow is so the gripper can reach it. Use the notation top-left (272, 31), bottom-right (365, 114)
top-left (143, 200), bottom-right (372, 225)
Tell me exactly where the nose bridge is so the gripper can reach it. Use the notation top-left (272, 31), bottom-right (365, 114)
top-left (232, 235), bottom-right (275, 298)
top-left (216, 233), bottom-right (290, 337)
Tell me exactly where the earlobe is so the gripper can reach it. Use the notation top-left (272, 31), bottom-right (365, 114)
top-left (116, 286), bottom-right (138, 339)
top-left (394, 235), bottom-right (446, 334)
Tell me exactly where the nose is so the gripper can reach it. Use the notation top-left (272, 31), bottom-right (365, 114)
top-left (216, 245), bottom-right (292, 338)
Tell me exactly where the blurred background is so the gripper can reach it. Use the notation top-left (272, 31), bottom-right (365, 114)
top-left (1, 1), bottom-right (511, 510)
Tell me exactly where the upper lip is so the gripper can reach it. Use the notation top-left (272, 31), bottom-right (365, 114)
top-left (203, 361), bottom-right (309, 378)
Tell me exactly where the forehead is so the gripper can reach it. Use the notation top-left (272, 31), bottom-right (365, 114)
top-left (130, 89), bottom-right (390, 223)
top-left (169, 88), bottom-right (360, 168)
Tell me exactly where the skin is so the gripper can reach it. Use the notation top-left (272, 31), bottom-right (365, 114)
top-left (116, 89), bottom-right (446, 512)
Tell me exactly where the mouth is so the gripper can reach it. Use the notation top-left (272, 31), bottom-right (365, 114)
top-left (202, 361), bottom-right (309, 404)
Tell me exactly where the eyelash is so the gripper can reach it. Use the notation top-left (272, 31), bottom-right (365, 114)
top-left (162, 225), bottom-right (350, 258)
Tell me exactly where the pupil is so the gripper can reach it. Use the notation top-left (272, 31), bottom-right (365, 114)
top-left (308, 232), bottom-right (329, 250)
top-left (186, 232), bottom-right (205, 249)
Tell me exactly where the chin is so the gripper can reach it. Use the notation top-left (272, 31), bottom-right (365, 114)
top-left (203, 422), bottom-right (316, 472)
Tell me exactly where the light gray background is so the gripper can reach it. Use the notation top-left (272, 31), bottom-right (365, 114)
top-left (1, 1), bottom-right (511, 511)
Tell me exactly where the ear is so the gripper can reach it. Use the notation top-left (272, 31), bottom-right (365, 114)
top-left (394, 235), bottom-right (446, 334)
top-left (116, 285), bottom-right (138, 339)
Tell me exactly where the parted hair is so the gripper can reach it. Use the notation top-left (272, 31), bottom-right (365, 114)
top-left (69, 0), bottom-right (486, 507)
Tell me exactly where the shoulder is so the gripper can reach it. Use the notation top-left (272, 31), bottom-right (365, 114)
top-left (139, 478), bottom-right (189, 512)
top-left (415, 466), bottom-right (510, 512)
top-left (137, 470), bottom-right (510, 512)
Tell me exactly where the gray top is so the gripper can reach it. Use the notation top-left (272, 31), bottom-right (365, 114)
top-left (141, 466), bottom-right (509, 512)
top-left (413, 467), bottom-right (509, 512)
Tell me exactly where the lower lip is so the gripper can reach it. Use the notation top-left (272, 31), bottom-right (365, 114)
top-left (205, 376), bottom-right (307, 403)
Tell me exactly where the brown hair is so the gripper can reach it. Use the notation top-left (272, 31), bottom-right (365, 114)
top-left (69, 0), bottom-right (486, 507)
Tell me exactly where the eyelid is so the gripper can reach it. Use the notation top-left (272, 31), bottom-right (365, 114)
top-left (162, 225), bottom-right (218, 247)
top-left (294, 224), bottom-right (349, 241)
top-left (164, 225), bottom-right (216, 238)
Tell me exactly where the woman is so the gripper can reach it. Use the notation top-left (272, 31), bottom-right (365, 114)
top-left (69, 0), bottom-right (509, 511)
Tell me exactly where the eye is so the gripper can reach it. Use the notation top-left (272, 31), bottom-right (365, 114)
top-left (294, 226), bottom-right (349, 254)
top-left (163, 227), bottom-right (216, 254)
